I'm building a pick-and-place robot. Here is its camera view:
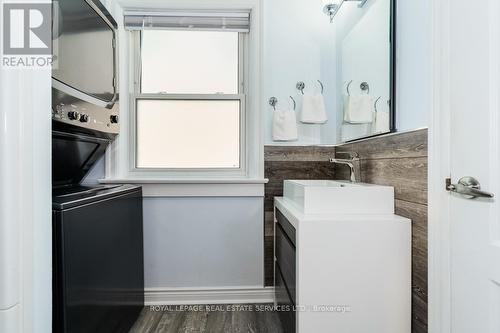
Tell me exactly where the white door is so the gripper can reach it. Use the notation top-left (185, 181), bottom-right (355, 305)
top-left (435, 0), bottom-right (500, 332)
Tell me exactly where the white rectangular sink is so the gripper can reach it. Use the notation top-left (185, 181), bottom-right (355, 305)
top-left (283, 180), bottom-right (394, 215)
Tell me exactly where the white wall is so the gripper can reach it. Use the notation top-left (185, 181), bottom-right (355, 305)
top-left (0, 70), bottom-right (52, 331)
top-left (143, 198), bottom-right (264, 288)
top-left (396, 0), bottom-right (431, 131)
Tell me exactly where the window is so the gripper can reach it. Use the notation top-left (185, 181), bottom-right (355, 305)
top-left (136, 99), bottom-right (240, 168)
top-left (133, 29), bottom-right (245, 170)
top-left (140, 31), bottom-right (239, 94)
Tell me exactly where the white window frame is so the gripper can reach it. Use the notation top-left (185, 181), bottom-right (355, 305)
top-left (129, 30), bottom-right (248, 177)
top-left (103, 1), bottom-right (264, 192)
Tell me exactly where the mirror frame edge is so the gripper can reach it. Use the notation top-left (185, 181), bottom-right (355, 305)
top-left (344, 0), bottom-right (397, 143)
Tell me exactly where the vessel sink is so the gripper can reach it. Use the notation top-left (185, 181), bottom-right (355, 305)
top-left (283, 180), bottom-right (394, 215)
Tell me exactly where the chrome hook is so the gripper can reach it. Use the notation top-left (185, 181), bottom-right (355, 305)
top-left (296, 82), bottom-right (305, 95)
top-left (346, 80), bottom-right (353, 96)
top-left (317, 80), bottom-right (324, 94)
top-left (374, 96), bottom-right (382, 112)
top-left (290, 96), bottom-right (296, 111)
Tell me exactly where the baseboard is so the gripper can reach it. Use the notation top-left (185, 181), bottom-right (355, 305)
top-left (144, 286), bottom-right (275, 305)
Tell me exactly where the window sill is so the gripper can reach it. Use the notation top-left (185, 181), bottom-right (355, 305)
top-left (99, 178), bottom-right (268, 185)
top-left (98, 178), bottom-right (268, 197)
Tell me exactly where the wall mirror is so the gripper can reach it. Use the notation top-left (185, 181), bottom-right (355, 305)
top-left (330, 0), bottom-right (396, 142)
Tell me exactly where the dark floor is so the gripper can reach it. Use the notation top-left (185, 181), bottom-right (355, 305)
top-left (129, 304), bottom-right (283, 333)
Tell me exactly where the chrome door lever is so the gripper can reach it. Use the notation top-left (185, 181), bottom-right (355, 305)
top-left (446, 177), bottom-right (495, 199)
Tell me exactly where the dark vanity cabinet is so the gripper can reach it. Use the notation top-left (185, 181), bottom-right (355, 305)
top-left (275, 209), bottom-right (296, 333)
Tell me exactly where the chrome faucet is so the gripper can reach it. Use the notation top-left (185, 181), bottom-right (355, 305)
top-left (329, 152), bottom-right (360, 183)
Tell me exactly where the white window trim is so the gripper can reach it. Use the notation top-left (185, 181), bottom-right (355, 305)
top-left (130, 30), bottom-right (247, 176)
top-left (103, 0), bottom-right (265, 191)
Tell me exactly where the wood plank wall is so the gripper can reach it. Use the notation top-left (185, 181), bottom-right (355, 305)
top-left (335, 129), bottom-right (428, 333)
top-left (264, 128), bottom-right (428, 333)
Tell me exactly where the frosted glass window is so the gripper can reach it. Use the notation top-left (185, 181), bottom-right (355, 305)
top-left (141, 31), bottom-right (239, 94)
top-left (136, 100), bottom-right (240, 169)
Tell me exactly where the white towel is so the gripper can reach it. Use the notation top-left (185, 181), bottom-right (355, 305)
top-left (272, 109), bottom-right (298, 141)
top-left (374, 110), bottom-right (390, 133)
top-left (300, 94), bottom-right (328, 124)
top-left (343, 94), bottom-right (374, 124)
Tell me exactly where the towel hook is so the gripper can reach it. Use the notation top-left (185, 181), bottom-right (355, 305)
top-left (296, 81), bottom-right (305, 95)
top-left (346, 80), bottom-right (353, 96)
top-left (289, 96), bottom-right (296, 111)
top-left (317, 80), bottom-right (324, 94)
top-left (269, 97), bottom-right (278, 111)
top-left (360, 82), bottom-right (370, 94)
top-left (374, 96), bottom-right (382, 112)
